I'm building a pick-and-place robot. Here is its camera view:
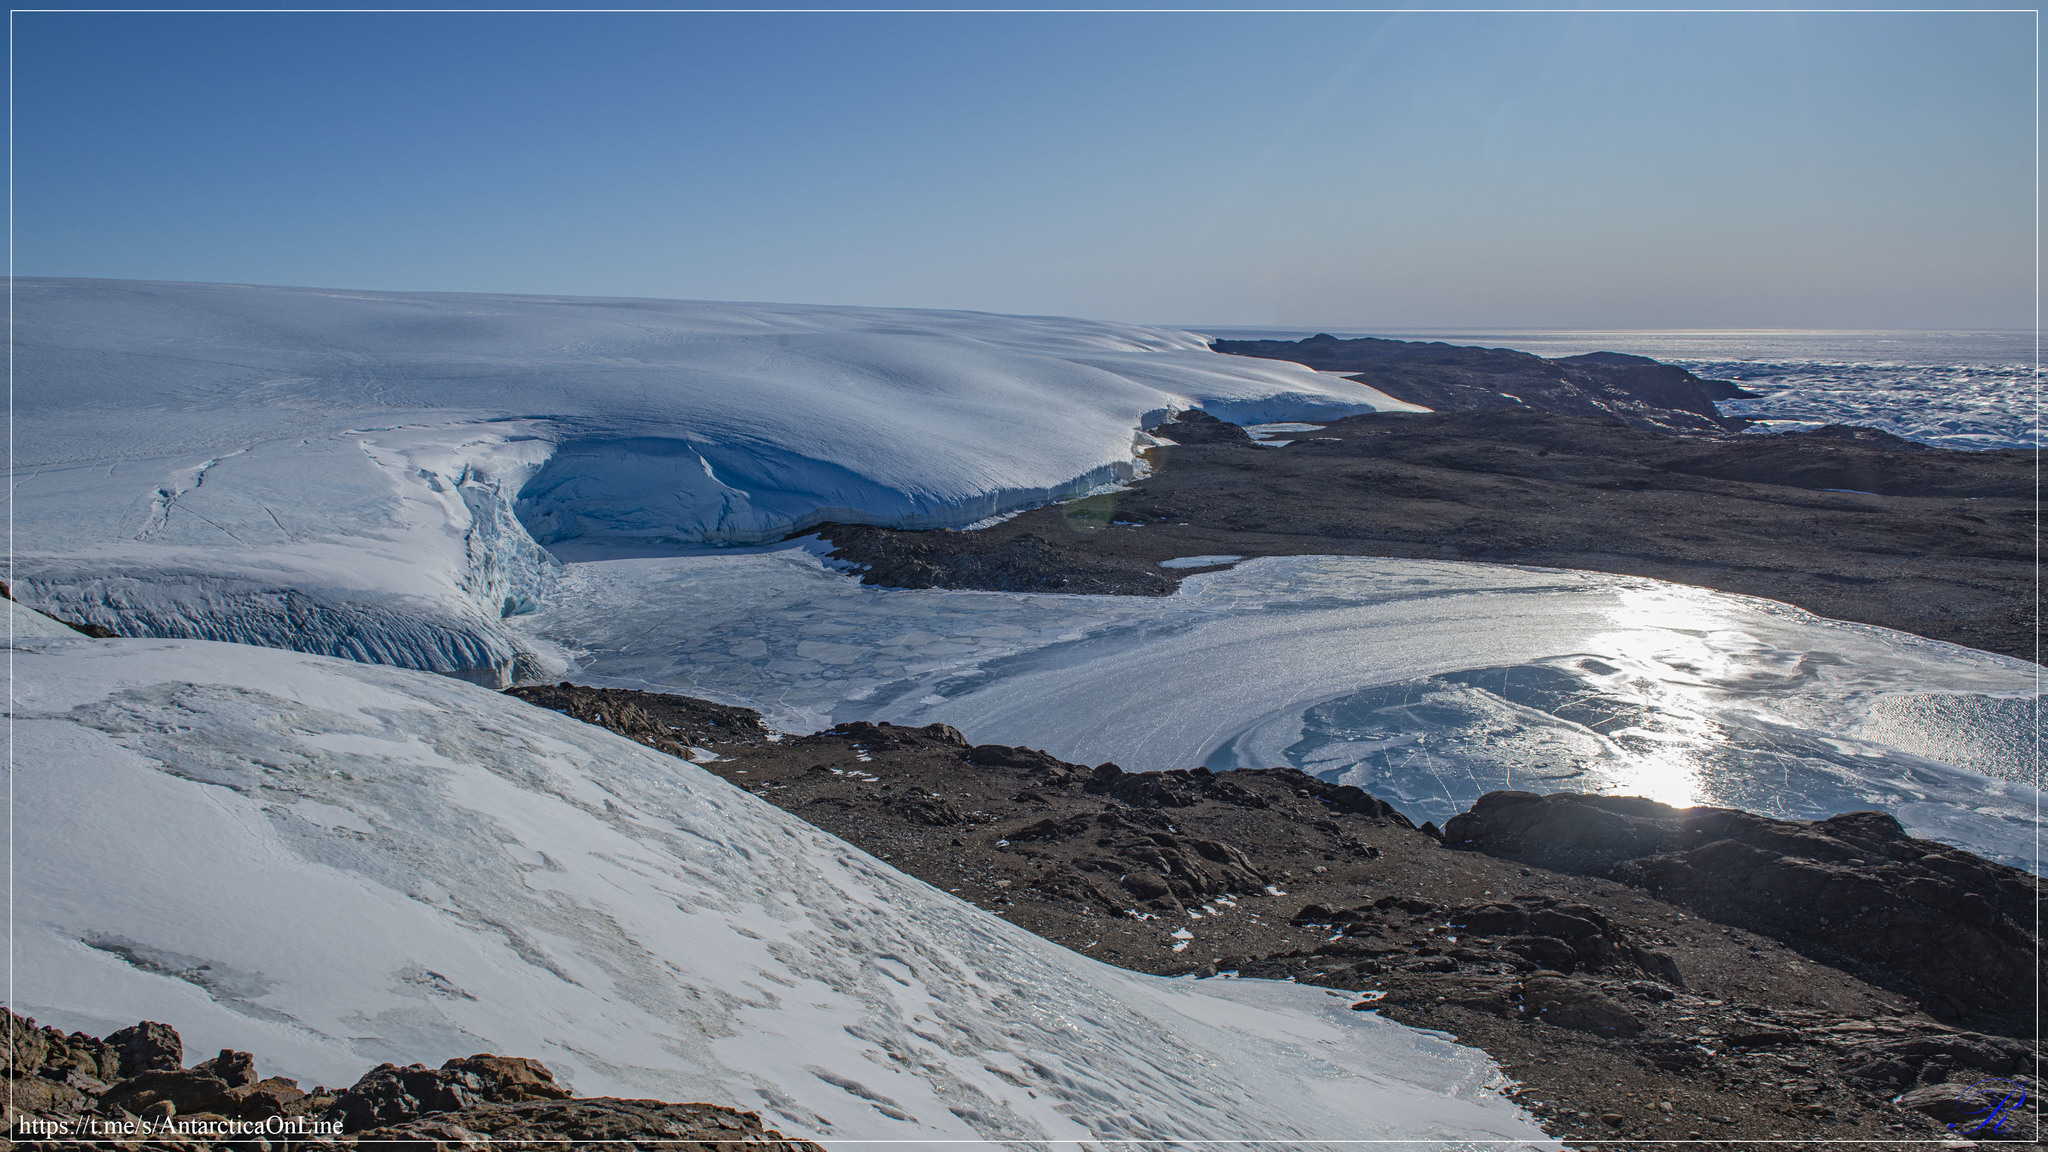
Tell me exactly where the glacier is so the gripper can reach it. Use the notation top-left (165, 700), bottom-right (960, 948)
top-left (11, 278), bottom-right (1414, 684)
top-left (7, 634), bottom-right (1547, 1149)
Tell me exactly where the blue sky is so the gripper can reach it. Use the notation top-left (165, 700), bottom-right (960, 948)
top-left (11, 9), bottom-right (2034, 328)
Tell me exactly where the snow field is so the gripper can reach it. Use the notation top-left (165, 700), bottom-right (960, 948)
top-left (8, 636), bottom-right (1547, 1149)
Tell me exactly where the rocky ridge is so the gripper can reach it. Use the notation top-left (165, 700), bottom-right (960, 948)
top-left (1210, 333), bottom-right (1757, 434)
top-left (1, 1012), bottom-right (821, 1152)
top-left (1443, 790), bottom-right (2042, 1029)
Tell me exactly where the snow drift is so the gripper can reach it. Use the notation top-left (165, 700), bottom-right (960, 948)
top-left (11, 279), bottom-right (1411, 683)
top-left (8, 635), bottom-right (1545, 1148)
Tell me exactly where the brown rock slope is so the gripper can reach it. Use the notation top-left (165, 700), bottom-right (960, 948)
top-left (506, 684), bottom-right (2046, 1148)
top-left (818, 407), bottom-right (2036, 661)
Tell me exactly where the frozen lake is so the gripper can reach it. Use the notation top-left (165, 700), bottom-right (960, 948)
top-left (520, 545), bottom-right (2041, 873)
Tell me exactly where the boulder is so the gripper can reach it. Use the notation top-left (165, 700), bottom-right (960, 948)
top-left (191, 1048), bottom-right (257, 1088)
top-left (328, 1053), bottom-right (581, 1132)
top-left (1519, 975), bottom-right (1643, 1038)
top-left (1894, 1077), bottom-right (2033, 1132)
top-left (104, 1021), bottom-right (182, 1078)
top-left (99, 1069), bottom-right (233, 1117)
top-left (327, 1063), bottom-right (487, 1132)
top-left (1502, 935), bottom-right (1578, 973)
top-left (440, 1055), bottom-right (573, 1102)
top-left (1447, 902), bottom-right (1530, 935)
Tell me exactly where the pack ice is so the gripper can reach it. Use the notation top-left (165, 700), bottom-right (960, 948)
top-left (8, 635), bottom-right (1545, 1148)
top-left (10, 278), bottom-right (1412, 685)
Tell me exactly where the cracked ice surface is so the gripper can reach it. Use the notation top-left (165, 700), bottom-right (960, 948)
top-left (522, 547), bottom-right (2041, 871)
top-left (9, 636), bottom-right (1546, 1149)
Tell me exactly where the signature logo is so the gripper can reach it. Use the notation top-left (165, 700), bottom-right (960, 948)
top-left (1948, 1078), bottom-right (2028, 1135)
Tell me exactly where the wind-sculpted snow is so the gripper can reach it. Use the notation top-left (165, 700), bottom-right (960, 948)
top-left (9, 636), bottom-right (1546, 1149)
top-left (13, 278), bottom-right (1406, 679)
top-left (522, 547), bottom-right (2042, 873)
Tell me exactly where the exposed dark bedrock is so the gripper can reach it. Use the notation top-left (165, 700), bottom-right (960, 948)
top-left (1441, 790), bottom-right (2041, 1027)
top-left (817, 407), bottom-right (2035, 662)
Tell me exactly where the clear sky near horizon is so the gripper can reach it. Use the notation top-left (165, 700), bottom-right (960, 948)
top-left (10, 9), bottom-right (2035, 330)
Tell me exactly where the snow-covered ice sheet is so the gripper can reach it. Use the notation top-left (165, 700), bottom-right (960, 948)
top-left (12, 279), bottom-right (1407, 683)
top-left (521, 547), bottom-right (2042, 872)
top-left (7, 636), bottom-right (1547, 1149)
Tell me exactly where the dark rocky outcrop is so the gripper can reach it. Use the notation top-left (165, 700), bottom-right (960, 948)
top-left (1, 1011), bottom-right (817, 1152)
top-left (815, 405), bottom-right (2036, 662)
top-left (814, 524), bottom-right (1179, 597)
top-left (1209, 334), bottom-right (1753, 435)
top-left (4, 1015), bottom-right (323, 1139)
top-left (1442, 790), bottom-right (2042, 1030)
top-left (505, 682), bottom-right (774, 759)
top-left (325, 1054), bottom-right (573, 1132)
top-left (1289, 891), bottom-right (1682, 993)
